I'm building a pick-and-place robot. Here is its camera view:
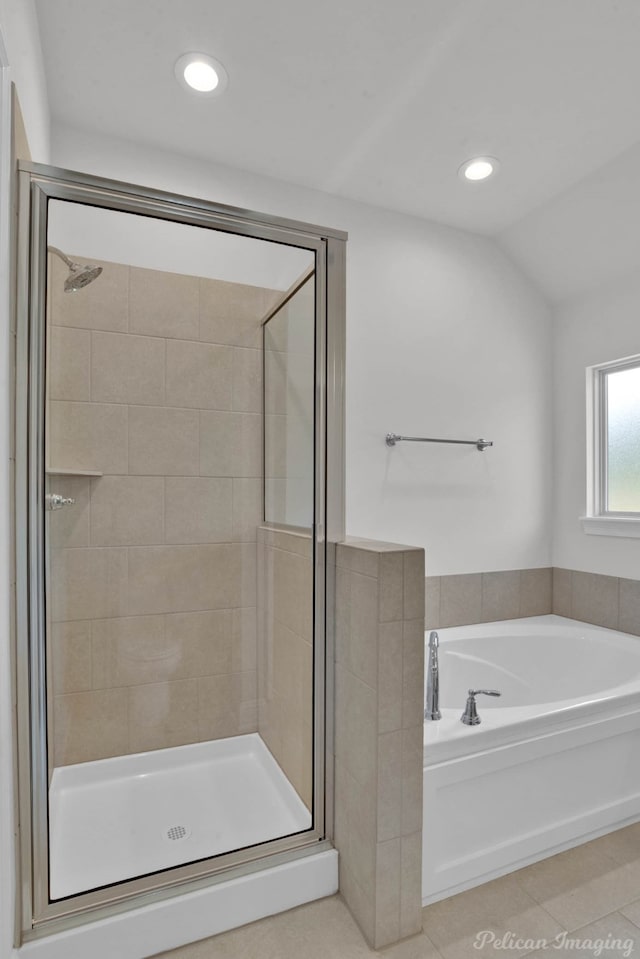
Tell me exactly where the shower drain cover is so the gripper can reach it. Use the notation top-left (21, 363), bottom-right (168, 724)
top-left (165, 824), bottom-right (191, 842)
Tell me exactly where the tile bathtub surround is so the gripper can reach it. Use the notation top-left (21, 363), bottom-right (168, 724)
top-left (257, 526), bottom-right (314, 811)
top-left (425, 565), bottom-right (640, 635)
top-left (47, 253), bottom-right (280, 766)
top-left (425, 568), bottom-right (553, 629)
top-left (334, 537), bottom-right (425, 950)
top-left (553, 568), bottom-right (640, 635)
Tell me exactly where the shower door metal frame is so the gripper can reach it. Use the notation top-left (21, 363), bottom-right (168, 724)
top-left (14, 161), bottom-right (346, 939)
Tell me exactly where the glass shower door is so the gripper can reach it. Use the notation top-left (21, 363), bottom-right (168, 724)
top-left (37, 192), bottom-right (322, 904)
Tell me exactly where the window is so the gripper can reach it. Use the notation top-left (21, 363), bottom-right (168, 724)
top-left (583, 354), bottom-right (640, 537)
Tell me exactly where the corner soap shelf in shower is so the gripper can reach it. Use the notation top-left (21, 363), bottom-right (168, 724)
top-left (46, 468), bottom-right (103, 477)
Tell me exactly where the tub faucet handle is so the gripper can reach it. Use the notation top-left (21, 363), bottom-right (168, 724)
top-left (461, 688), bottom-right (501, 726)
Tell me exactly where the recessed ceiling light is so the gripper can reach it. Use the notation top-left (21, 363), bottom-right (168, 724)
top-left (174, 53), bottom-right (228, 97)
top-left (458, 157), bottom-right (500, 182)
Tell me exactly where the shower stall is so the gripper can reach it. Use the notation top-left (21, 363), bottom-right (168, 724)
top-left (14, 163), bottom-right (345, 949)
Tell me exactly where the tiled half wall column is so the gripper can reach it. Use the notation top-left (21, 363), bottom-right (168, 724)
top-left (334, 538), bottom-right (425, 949)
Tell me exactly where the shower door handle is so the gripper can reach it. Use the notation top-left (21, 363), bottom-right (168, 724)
top-left (46, 493), bottom-right (76, 511)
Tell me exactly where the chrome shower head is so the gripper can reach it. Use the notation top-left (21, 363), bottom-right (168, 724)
top-left (48, 246), bottom-right (103, 292)
top-left (64, 262), bottom-right (103, 292)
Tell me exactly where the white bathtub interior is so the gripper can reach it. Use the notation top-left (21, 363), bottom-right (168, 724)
top-left (49, 733), bottom-right (312, 900)
top-left (422, 615), bottom-right (640, 905)
top-left (437, 618), bottom-right (640, 709)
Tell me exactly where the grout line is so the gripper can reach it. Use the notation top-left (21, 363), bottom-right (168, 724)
top-left (518, 568), bottom-right (524, 618)
top-left (125, 656), bottom-right (132, 755)
top-left (162, 335), bottom-right (167, 407)
top-left (53, 540), bottom-right (252, 550)
top-left (51, 386), bottom-right (259, 417)
top-left (88, 476), bottom-right (93, 548)
top-left (569, 568), bottom-right (574, 619)
top-left (51, 305), bottom-right (270, 351)
top-left (617, 575), bottom-right (622, 631)
top-left (88, 619), bottom-right (96, 692)
top-left (162, 475), bottom-right (166, 545)
top-left (68, 471), bottom-right (264, 479)
top-left (125, 264), bottom-right (131, 334)
top-left (231, 344), bottom-right (237, 412)
top-left (622, 903), bottom-right (640, 930)
top-left (88, 328), bottom-right (93, 401)
top-left (197, 276), bottom-right (201, 343)
top-left (125, 403), bottom-right (130, 476)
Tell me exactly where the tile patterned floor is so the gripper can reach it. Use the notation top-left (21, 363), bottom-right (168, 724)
top-left (156, 824), bottom-right (640, 959)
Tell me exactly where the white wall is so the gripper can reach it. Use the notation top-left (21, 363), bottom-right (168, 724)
top-left (0, 0), bottom-right (49, 160)
top-left (499, 139), bottom-right (640, 307)
top-left (344, 226), bottom-right (552, 575)
top-left (553, 272), bottom-right (640, 579)
top-left (52, 123), bottom-right (553, 576)
top-left (498, 134), bottom-right (640, 583)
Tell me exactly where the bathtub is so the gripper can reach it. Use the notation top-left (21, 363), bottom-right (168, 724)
top-left (422, 614), bottom-right (640, 904)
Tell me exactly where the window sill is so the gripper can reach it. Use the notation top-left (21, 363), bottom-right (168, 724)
top-left (581, 516), bottom-right (640, 539)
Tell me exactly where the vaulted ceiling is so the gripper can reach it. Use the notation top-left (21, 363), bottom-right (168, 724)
top-left (34, 0), bottom-right (640, 301)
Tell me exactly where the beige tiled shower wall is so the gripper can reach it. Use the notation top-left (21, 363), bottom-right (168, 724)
top-left (334, 538), bottom-right (425, 950)
top-left (257, 526), bottom-right (313, 810)
top-left (47, 253), bottom-right (280, 766)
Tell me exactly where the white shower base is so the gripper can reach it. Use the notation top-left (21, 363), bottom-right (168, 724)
top-left (49, 732), bottom-right (312, 900)
top-left (21, 850), bottom-right (338, 959)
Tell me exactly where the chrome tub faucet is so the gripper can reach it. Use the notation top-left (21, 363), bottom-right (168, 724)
top-left (461, 688), bottom-right (501, 725)
top-left (425, 630), bottom-right (441, 721)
